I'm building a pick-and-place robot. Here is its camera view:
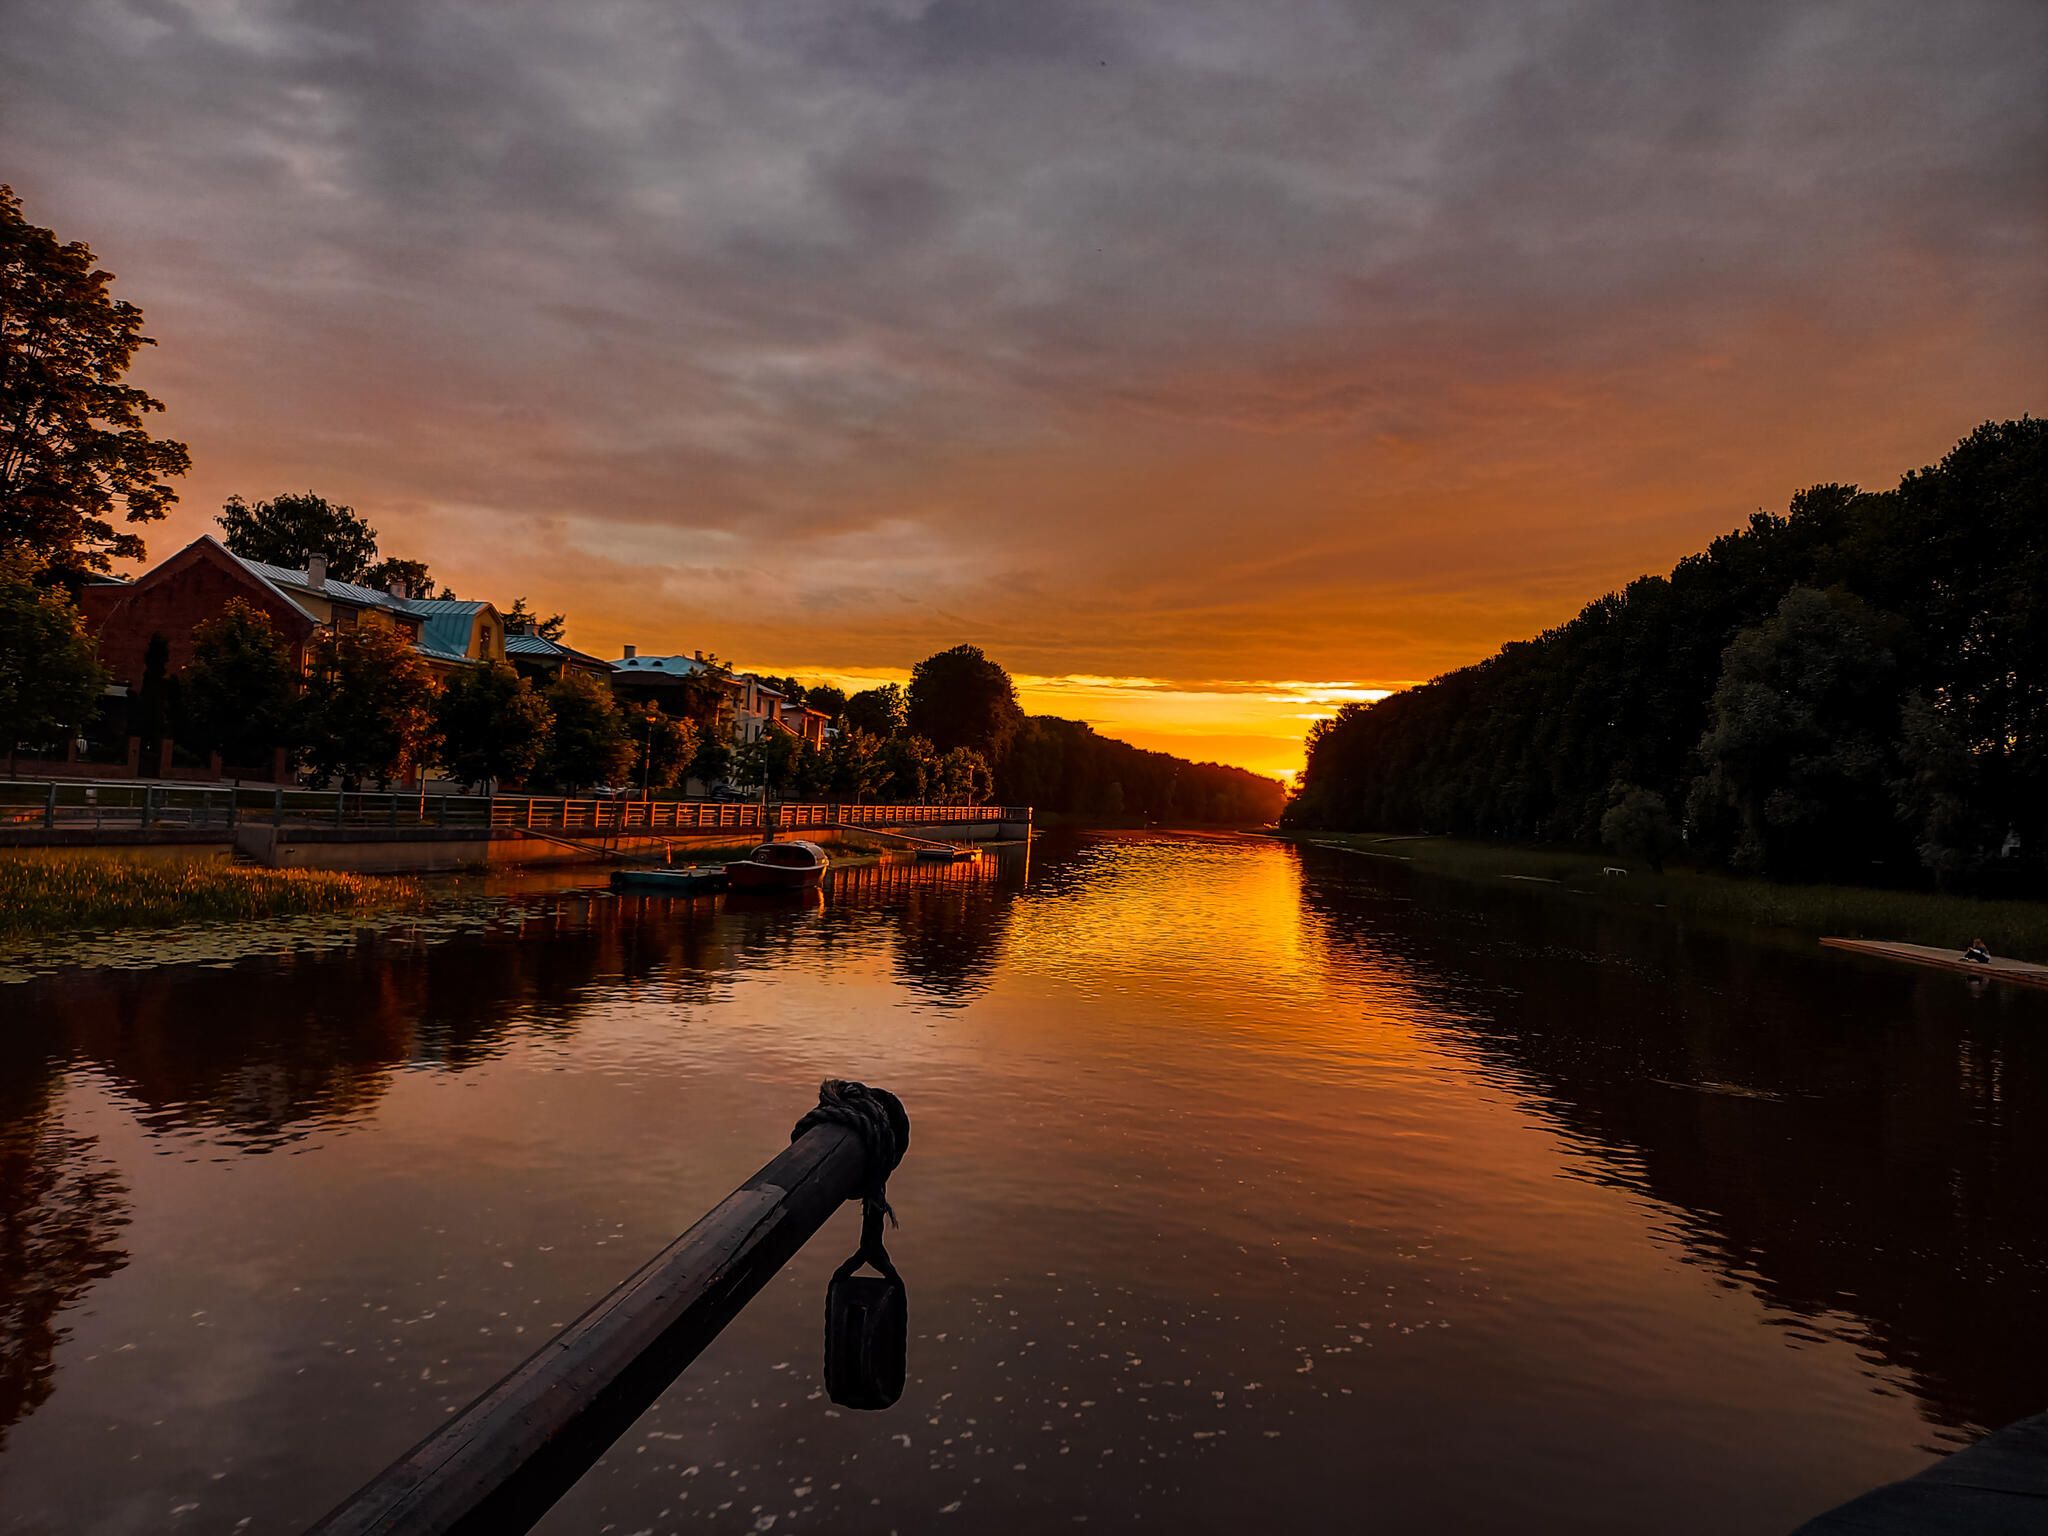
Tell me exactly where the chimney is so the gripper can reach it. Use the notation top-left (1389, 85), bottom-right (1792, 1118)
top-left (386, 574), bottom-right (411, 601)
top-left (694, 649), bottom-right (704, 662)
top-left (306, 553), bottom-right (327, 590)
top-left (623, 643), bottom-right (637, 660)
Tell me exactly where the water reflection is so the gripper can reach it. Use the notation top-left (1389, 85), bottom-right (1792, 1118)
top-left (3, 834), bottom-right (2045, 1532)
top-left (0, 1073), bottom-right (129, 1452)
top-left (1293, 844), bottom-right (2048, 1438)
top-left (0, 851), bottom-right (1025, 1460)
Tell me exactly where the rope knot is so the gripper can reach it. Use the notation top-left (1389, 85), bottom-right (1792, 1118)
top-left (792, 1079), bottom-right (909, 1230)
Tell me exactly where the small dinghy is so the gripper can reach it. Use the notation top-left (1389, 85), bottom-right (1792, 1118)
top-left (610, 865), bottom-right (729, 895)
top-left (725, 839), bottom-right (830, 890)
top-left (913, 845), bottom-right (981, 863)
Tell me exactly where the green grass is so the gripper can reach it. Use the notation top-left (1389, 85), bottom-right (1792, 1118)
top-left (1282, 831), bottom-right (2048, 962)
top-left (0, 852), bottom-right (419, 935)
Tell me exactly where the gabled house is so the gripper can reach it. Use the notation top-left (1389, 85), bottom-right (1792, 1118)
top-left (396, 597), bottom-right (508, 676)
top-left (78, 535), bottom-right (325, 684)
top-left (611, 648), bottom-right (739, 739)
top-left (505, 625), bottom-right (613, 688)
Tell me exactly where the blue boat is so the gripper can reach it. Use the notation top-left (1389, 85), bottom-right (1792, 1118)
top-left (610, 865), bottom-right (728, 895)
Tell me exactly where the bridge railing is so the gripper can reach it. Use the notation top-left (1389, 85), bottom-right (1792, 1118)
top-left (0, 779), bottom-right (1028, 835)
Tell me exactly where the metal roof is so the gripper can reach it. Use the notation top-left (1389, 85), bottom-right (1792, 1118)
top-left (398, 600), bottom-right (487, 659)
top-left (613, 654), bottom-right (730, 681)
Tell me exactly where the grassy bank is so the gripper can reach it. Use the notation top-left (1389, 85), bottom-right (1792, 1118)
top-left (0, 851), bottom-right (419, 935)
top-left (1282, 831), bottom-right (2048, 961)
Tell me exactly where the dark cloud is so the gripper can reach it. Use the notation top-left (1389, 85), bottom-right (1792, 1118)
top-left (3, 0), bottom-right (2042, 749)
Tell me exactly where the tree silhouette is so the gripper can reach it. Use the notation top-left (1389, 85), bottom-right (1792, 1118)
top-left (0, 186), bottom-right (189, 576)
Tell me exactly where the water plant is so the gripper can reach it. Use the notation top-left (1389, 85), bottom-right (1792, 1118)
top-left (0, 852), bottom-right (418, 934)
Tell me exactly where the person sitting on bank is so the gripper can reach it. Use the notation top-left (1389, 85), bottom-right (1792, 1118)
top-left (1962, 938), bottom-right (1992, 963)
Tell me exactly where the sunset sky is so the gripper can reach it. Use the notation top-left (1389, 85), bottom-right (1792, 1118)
top-left (8, 0), bottom-right (2043, 778)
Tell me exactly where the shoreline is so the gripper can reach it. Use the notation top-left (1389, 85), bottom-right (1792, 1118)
top-left (1275, 830), bottom-right (2048, 963)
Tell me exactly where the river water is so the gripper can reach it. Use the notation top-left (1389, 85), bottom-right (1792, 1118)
top-left (3, 831), bottom-right (2044, 1534)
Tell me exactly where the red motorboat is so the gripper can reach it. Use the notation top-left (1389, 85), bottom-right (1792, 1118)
top-left (724, 839), bottom-right (830, 890)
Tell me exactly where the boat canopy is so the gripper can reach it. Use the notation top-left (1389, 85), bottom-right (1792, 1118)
top-left (747, 841), bottom-right (827, 868)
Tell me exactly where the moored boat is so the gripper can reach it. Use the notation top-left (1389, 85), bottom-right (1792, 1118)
top-left (725, 839), bottom-right (830, 890)
top-left (914, 844), bottom-right (981, 863)
top-left (611, 865), bottom-right (729, 894)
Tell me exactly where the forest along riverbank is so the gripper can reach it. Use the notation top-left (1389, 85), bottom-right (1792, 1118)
top-left (3, 831), bottom-right (2045, 1534)
top-left (1281, 831), bottom-right (2048, 961)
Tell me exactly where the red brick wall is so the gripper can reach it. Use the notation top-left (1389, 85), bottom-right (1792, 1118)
top-left (80, 544), bottom-right (316, 687)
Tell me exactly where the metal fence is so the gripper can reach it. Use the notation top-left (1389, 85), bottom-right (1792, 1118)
top-left (0, 780), bottom-right (1029, 835)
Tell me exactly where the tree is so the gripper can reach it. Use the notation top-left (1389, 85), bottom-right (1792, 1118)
top-left (734, 730), bottom-right (799, 796)
top-left (1685, 587), bottom-right (1902, 878)
top-left (907, 645), bottom-right (1021, 760)
top-left (761, 675), bottom-right (807, 708)
top-left (689, 732), bottom-right (733, 788)
top-left (624, 704), bottom-right (698, 794)
top-left (365, 556), bottom-right (436, 598)
top-left (878, 733), bottom-right (941, 801)
top-left (1599, 783), bottom-right (1678, 872)
top-left (804, 683), bottom-right (848, 722)
top-left (535, 672), bottom-right (631, 792)
top-left (434, 661), bottom-right (550, 791)
top-left (937, 746), bottom-right (993, 805)
top-left (0, 552), bottom-right (106, 771)
top-left (504, 596), bottom-right (565, 641)
top-left (218, 492), bottom-right (379, 580)
top-left (0, 186), bottom-right (190, 576)
top-left (134, 632), bottom-right (175, 771)
top-left (1892, 693), bottom-right (1991, 888)
top-left (300, 623), bottom-right (440, 788)
top-left (845, 683), bottom-right (907, 739)
top-left (181, 599), bottom-right (300, 775)
top-left (827, 728), bottom-right (888, 800)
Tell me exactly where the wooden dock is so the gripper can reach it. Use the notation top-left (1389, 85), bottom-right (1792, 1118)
top-left (1819, 938), bottom-right (2048, 991)
top-left (1793, 1411), bottom-right (2048, 1533)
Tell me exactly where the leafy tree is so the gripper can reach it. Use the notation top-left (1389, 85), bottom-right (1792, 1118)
top-left (300, 623), bottom-right (440, 789)
top-left (827, 728), bottom-right (888, 800)
top-left (994, 713), bottom-right (1281, 824)
top-left (504, 596), bottom-right (566, 641)
top-left (1283, 419), bottom-right (2047, 893)
top-left (434, 661), bottom-right (550, 791)
top-left (1685, 587), bottom-right (1902, 878)
top-left (908, 645), bottom-right (1021, 760)
top-left (878, 733), bottom-right (941, 801)
top-left (181, 599), bottom-right (300, 774)
top-left (1892, 693), bottom-right (1991, 888)
top-left (535, 671), bottom-right (632, 792)
top-left (365, 556), bottom-right (436, 598)
top-left (624, 704), bottom-right (698, 793)
top-left (937, 746), bottom-right (993, 805)
top-left (690, 732), bottom-right (733, 788)
top-left (0, 552), bottom-right (106, 771)
top-left (134, 632), bottom-right (175, 771)
top-left (735, 730), bottom-right (799, 796)
top-left (0, 186), bottom-right (189, 576)
top-left (1599, 783), bottom-right (1678, 872)
top-left (761, 675), bottom-right (807, 708)
top-left (218, 492), bottom-right (379, 580)
top-left (845, 683), bottom-right (907, 739)
top-left (804, 683), bottom-right (848, 722)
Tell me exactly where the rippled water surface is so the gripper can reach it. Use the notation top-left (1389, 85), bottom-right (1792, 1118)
top-left (4, 831), bottom-right (2046, 1534)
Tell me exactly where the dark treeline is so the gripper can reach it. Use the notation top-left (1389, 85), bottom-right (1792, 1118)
top-left (1287, 419), bottom-right (2046, 891)
top-left (1000, 714), bottom-right (1286, 824)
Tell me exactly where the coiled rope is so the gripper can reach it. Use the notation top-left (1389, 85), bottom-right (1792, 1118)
top-left (791, 1079), bottom-right (910, 1232)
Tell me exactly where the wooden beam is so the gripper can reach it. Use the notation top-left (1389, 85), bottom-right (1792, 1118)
top-left (1792, 1411), bottom-right (2048, 1533)
top-left (309, 1121), bottom-right (874, 1536)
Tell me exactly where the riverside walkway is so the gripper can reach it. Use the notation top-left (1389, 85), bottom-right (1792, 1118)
top-left (0, 780), bottom-right (1030, 872)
